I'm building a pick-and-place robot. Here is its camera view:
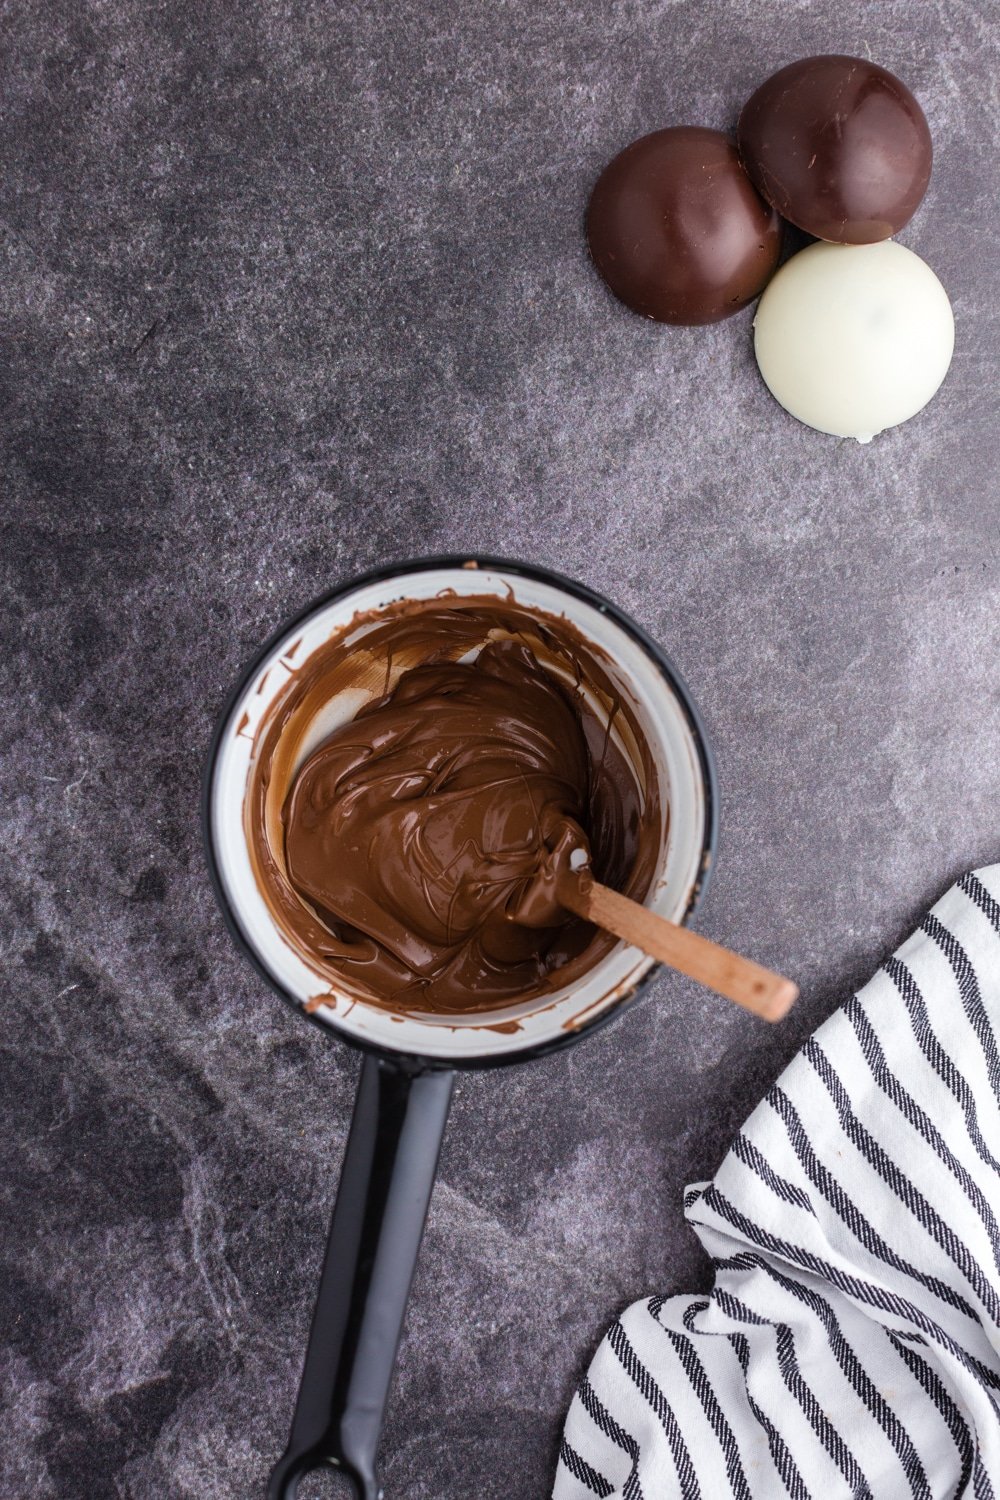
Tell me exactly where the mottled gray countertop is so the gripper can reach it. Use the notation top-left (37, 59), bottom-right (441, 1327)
top-left (2, 1), bottom-right (999, 1496)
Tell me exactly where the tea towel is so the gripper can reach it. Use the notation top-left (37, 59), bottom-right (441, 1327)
top-left (555, 866), bottom-right (1000, 1499)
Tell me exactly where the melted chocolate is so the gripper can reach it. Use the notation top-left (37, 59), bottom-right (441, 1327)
top-left (245, 597), bottom-right (662, 1015)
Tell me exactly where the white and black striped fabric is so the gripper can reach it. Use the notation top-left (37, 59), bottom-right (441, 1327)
top-left (555, 866), bottom-right (1000, 1500)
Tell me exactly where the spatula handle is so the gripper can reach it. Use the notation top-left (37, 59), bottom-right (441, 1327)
top-left (564, 877), bottom-right (797, 1022)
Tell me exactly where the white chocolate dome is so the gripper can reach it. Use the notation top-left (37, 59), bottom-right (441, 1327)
top-left (754, 240), bottom-right (954, 442)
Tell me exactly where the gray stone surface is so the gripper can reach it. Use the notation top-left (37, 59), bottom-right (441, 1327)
top-left (2, 1), bottom-right (998, 1496)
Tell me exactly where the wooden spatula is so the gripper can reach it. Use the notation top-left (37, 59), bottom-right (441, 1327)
top-left (560, 874), bottom-right (798, 1022)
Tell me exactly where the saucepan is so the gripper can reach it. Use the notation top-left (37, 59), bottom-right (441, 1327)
top-left (202, 556), bottom-right (718, 1498)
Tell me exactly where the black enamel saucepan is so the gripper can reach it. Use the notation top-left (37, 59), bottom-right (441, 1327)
top-left (202, 556), bottom-right (717, 1499)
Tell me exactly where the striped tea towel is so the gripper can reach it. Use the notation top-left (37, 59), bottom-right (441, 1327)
top-left (555, 865), bottom-right (1000, 1500)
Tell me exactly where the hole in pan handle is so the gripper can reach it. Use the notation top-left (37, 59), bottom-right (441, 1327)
top-left (267, 1454), bottom-right (365, 1498)
top-left (267, 1053), bottom-right (455, 1500)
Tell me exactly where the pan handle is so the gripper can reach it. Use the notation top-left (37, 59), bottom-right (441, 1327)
top-left (267, 1053), bottom-right (454, 1499)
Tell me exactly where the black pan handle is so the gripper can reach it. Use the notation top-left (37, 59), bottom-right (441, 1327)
top-left (267, 1053), bottom-right (454, 1499)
